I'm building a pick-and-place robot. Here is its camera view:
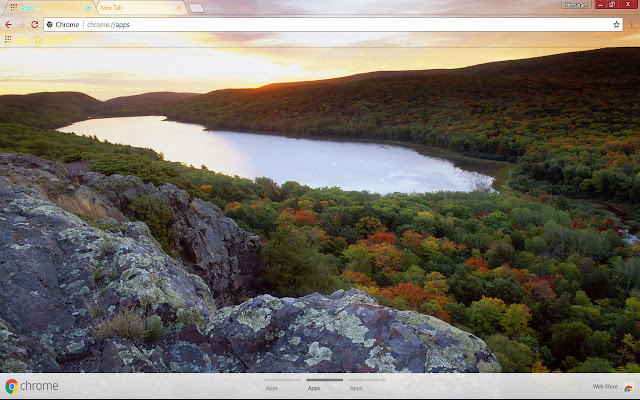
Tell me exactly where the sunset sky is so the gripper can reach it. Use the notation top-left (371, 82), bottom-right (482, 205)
top-left (1, 0), bottom-right (638, 99)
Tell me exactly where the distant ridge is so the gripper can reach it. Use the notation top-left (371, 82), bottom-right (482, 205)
top-left (253, 47), bottom-right (640, 89)
top-left (104, 91), bottom-right (201, 108)
top-left (0, 91), bottom-right (102, 129)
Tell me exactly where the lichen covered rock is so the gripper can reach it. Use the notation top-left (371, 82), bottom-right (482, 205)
top-left (0, 155), bottom-right (216, 371)
top-left (204, 289), bottom-right (500, 373)
top-left (82, 172), bottom-right (264, 307)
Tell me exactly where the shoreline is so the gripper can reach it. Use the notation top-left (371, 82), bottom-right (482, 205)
top-left (79, 114), bottom-right (515, 191)
top-left (161, 117), bottom-right (515, 188)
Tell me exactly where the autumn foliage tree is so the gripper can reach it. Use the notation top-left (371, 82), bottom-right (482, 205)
top-left (465, 256), bottom-right (490, 273)
top-left (294, 209), bottom-right (320, 227)
top-left (399, 230), bottom-right (424, 253)
top-left (380, 283), bottom-right (429, 310)
top-left (367, 231), bottom-right (396, 245)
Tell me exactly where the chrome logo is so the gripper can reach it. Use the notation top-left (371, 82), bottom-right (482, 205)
top-left (5, 379), bottom-right (18, 394)
top-left (625, 385), bottom-right (634, 392)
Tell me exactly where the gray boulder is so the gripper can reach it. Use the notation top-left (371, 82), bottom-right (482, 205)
top-left (204, 289), bottom-right (500, 373)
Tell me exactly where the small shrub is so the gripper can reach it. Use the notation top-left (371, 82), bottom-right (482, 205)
top-left (95, 307), bottom-right (147, 340)
top-left (176, 307), bottom-right (203, 326)
top-left (145, 315), bottom-right (165, 342)
top-left (95, 308), bottom-right (168, 342)
top-left (30, 139), bottom-right (56, 157)
top-left (107, 270), bottom-right (121, 281)
top-left (127, 195), bottom-right (176, 255)
top-left (54, 194), bottom-right (108, 221)
top-left (90, 262), bottom-right (107, 281)
top-left (84, 298), bottom-right (104, 319)
top-left (98, 234), bottom-right (117, 257)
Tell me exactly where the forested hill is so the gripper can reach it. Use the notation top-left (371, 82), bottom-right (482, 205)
top-left (0, 92), bottom-right (102, 129)
top-left (164, 47), bottom-right (640, 156)
top-left (159, 47), bottom-right (640, 203)
top-left (105, 91), bottom-right (200, 107)
top-left (260, 47), bottom-right (640, 87)
top-left (0, 91), bottom-right (200, 127)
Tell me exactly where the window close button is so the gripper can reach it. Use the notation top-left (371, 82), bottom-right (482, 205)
top-left (620, 0), bottom-right (638, 8)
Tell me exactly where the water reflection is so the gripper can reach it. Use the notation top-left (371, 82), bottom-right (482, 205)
top-left (58, 116), bottom-right (494, 194)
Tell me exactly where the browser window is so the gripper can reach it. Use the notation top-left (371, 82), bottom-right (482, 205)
top-left (0, 0), bottom-right (639, 398)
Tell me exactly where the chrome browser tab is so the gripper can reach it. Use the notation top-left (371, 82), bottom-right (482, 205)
top-left (188, 3), bottom-right (203, 13)
top-left (96, 0), bottom-right (188, 15)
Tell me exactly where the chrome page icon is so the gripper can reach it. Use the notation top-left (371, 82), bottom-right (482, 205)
top-left (624, 382), bottom-right (634, 392)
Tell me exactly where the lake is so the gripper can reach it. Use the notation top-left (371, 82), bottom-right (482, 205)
top-left (58, 116), bottom-right (495, 194)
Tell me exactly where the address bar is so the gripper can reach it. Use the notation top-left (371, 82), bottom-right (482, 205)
top-left (43, 17), bottom-right (624, 32)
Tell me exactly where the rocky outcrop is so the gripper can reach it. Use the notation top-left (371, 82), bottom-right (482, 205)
top-left (204, 290), bottom-right (500, 373)
top-left (0, 153), bottom-right (500, 373)
top-left (0, 157), bottom-right (216, 372)
top-left (0, 153), bottom-right (263, 307)
top-left (80, 171), bottom-right (264, 307)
